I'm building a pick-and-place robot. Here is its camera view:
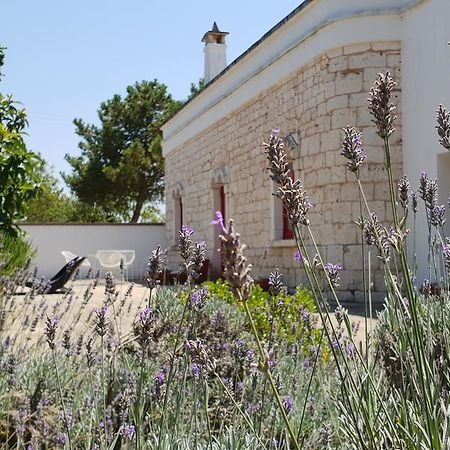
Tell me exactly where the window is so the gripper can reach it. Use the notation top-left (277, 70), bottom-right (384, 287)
top-left (211, 167), bottom-right (230, 279)
top-left (172, 183), bottom-right (184, 243)
top-left (175, 196), bottom-right (183, 231)
top-left (271, 161), bottom-right (296, 243)
top-left (282, 162), bottom-right (295, 240)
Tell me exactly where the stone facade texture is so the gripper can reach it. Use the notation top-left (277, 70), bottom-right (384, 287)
top-left (165, 42), bottom-right (402, 301)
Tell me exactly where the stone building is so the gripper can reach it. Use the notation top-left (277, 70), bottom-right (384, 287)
top-left (161, 0), bottom-right (450, 300)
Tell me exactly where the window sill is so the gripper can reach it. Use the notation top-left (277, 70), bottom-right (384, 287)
top-left (271, 239), bottom-right (296, 248)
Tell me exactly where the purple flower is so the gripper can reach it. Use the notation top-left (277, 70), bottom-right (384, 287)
top-left (94, 306), bottom-right (108, 337)
top-left (430, 205), bottom-right (446, 227)
top-left (303, 357), bottom-right (312, 369)
top-left (443, 242), bottom-right (450, 273)
top-left (211, 211), bottom-right (226, 234)
top-left (54, 432), bottom-right (67, 445)
top-left (190, 287), bottom-right (209, 311)
top-left (139, 306), bottom-right (155, 325)
top-left (341, 126), bottom-right (366, 173)
top-left (190, 363), bottom-right (201, 380)
top-left (156, 370), bottom-right (165, 386)
top-left (283, 396), bottom-right (293, 414)
top-left (45, 315), bottom-right (60, 350)
top-left (181, 225), bottom-right (194, 236)
top-left (121, 424), bottom-right (136, 441)
top-left (346, 342), bottom-right (355, 358)
top-left (294, 251), bottom-right (303, 262)
top-left (136, 306), bottom-right (156, 349)
top-left (271, 127), bottom-right (281, 139)
top-left (178, 225), bottom-right (195, 262)
top-left (324, 263), bottom-right (342, 287)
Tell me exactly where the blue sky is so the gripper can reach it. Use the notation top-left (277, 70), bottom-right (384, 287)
top-left (1, 1), bottom-right (303, 186)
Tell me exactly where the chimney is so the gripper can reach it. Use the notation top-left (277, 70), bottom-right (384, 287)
top-left (202, 22), bottom-right (229, 84)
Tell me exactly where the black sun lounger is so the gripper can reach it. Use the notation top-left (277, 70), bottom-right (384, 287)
top-left (25, 256), bottom-right (86, 294)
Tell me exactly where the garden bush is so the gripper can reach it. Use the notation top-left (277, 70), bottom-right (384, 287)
top-left (204, 280), bottom-right (323, 353)
top-left (0, 232), bottom-right (35, 276)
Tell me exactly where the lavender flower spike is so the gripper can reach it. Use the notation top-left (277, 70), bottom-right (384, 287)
top-left (324, 263), bottom-right (342, 287)
top-left (436, 104), bottom-right (450, 150)
top-left (443, 240), bottom-right (450, 274)
top-left (45, 315), bottom-right (60, 350)
top-left (294, 251), bottom-right (303, 262)
top-left (398, 175), bottom-right (410, 209)
top-left (211, 211), bottom-right (226, 234)
top-left (146, 245), bottom-right (164, 290)
top-left (341, 126), bottom-right (366, 173)
top-left (368, 72), bottom-right (397, 139)
top-left (283, 396), bottom-right (293, 414)
top-left (271, 127), bottom-right (281, 139)
top-left (179, 225), bottom-right (194, 262)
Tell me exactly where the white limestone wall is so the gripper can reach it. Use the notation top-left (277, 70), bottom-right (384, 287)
top-left (162, 0), bottom-right (415, 155)
top-left (20, 224), bottom-right (166, 280)
top-left (401, 0), bottom-right (450, 283)
top-left (162, 0), bottom-right (450, 292)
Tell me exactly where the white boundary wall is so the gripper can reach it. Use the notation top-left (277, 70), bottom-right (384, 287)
top-left (21, 224), bottom-right (166, 280)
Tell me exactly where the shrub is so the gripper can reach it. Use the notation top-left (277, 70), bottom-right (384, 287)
top-left (0, 231), bottom-right (34, 276)
top-left (204, 280), bottom-right (322, 354)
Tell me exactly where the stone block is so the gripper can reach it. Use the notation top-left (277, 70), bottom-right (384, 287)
top-left (321, 129), bottom-right (341, 152)
top-left (331, 108), bottom-right (357, 129)
top-left (348, 52), bottom-right (387, 69)
top-left (339, 269), bottom-right (363, 291)
top-left (335, 72), bottom-right (363, 95)
top-left (326, 47), bottom-right (343, 59)
top-left (343, 244), bottom-right (363, 270)
top-left (387, 54), bottom-right (401, 68)
top-left (363, 67), bottom-right (391, 91)
top-left (340, 183), bottom-right (360, 202)
top-left (332, 201), bottom-right (353, 223)
top-left (334, 223), bottom-right (358, 245)
top-left (343, 43), bottom-right (371, 55)
top-left (330, 165), bottom-right (347, 184)
top-left (356, 107), bottom-right (373, 127)
top-left (324, 184), bottom-right (341, 203)
top-left (328, 56), bottom-right (348, 72)
top-left (316, 167), bottom-right (331, 185)
top-left (325, 151), bottom-right (335, 168)
top-left (371, 41), bottom-right (400, 51)
top-left (325, 244), bottom-right (344, 264)
top-left (326, 95), bottom-right (348, 112)
top-left (314, 223), bottom-right (338, 245)
top-left (349, 92), bottom-right (369, 108)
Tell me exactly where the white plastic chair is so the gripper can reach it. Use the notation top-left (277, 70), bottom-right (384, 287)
top-left (96, 250), bottom-right (135, 280)
top-left (61, 250), bottom-right (91, 278)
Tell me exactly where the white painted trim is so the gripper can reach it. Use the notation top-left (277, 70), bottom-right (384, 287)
top-left (162, 0), bottom-right (424, 156)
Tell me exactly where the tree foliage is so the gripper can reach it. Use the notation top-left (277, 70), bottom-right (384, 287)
top-left (0, 46), bottom-right (43, 273)
top-left (63, 80), bottom-right (181, 222)
top-left (0, 47), bottom-right (42, 236)
top-left (23, 163), bottom-right (111, 223)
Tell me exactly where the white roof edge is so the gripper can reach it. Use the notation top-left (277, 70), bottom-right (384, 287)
top-left (162, 0), bottom-right (425, 156)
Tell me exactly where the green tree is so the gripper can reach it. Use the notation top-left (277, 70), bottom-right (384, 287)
top-left (23, 162), bottom-right (114, 223)
top-left (63, 80), bottom-right (181, 222)
top-left (0, 46), bottom-right (42, 274)
top-left (0, 46), bottom-right (42, 236)
top-left (187, 78), bottom-right (205, 100)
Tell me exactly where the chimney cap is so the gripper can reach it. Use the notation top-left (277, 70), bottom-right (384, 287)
top-left (202, 22), bottom-right (229, 43)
